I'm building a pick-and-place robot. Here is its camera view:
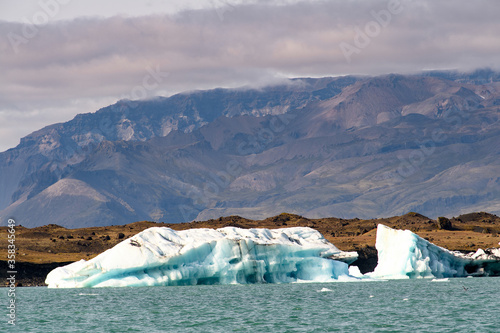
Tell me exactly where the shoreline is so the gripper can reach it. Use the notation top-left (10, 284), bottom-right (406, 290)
top-left (1, 261), bottom-right (73, 287)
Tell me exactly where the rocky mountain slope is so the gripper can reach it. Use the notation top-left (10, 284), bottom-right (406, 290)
top-left (1, 70), bottom-right (499, 228)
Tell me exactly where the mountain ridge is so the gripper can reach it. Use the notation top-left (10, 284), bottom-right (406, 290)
top-left (1, 70), bottom-right (499, 228)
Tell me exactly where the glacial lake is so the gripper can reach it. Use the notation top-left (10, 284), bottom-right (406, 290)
top-left (5, 277), bottom-right (500, 332)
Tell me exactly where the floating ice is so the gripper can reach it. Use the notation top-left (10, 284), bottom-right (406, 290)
top-left (431, 278), bottom-right (449, 282)
top-left (369, 224), bottom-right (500, 279)
top-left (46, 227), bottom-right (358, 288)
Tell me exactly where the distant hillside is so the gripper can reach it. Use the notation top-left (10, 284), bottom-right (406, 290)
top-left (1, 70), bottom-right (500, 228)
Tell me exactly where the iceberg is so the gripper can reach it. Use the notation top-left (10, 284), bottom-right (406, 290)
top-left (369, 224), bottom-right (500, 279)
top-left (46, 227), bottom-right (358, 288)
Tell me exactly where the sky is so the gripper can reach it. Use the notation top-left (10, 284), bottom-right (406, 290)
top-left (1, 0), bottom-right (499, 152)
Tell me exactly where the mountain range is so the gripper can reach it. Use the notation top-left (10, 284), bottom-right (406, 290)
top-left (1, 69), bottom-right (499, 228)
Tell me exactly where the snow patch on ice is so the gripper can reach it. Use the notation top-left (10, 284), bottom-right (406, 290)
top-left (348, 265), bottom-right (363, 278)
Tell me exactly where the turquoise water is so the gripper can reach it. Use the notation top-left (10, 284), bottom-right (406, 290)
top-left (4, 277), bottom-right (500, 332)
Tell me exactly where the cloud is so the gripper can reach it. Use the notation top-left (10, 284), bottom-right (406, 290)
top-left (0, 0), bottom-right (499, 151)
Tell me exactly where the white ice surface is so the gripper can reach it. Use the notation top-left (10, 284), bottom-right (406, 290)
top-left (46, 226), bottom-right (358, 288)
top-left (369, 224), bottom-right (500, 279)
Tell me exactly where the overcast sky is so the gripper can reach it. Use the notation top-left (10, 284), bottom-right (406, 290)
top-left (1, 0), bottom-right (499, 152)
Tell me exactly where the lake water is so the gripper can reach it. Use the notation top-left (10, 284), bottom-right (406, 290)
top-left (4, 277), bottom-right (500, 332)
